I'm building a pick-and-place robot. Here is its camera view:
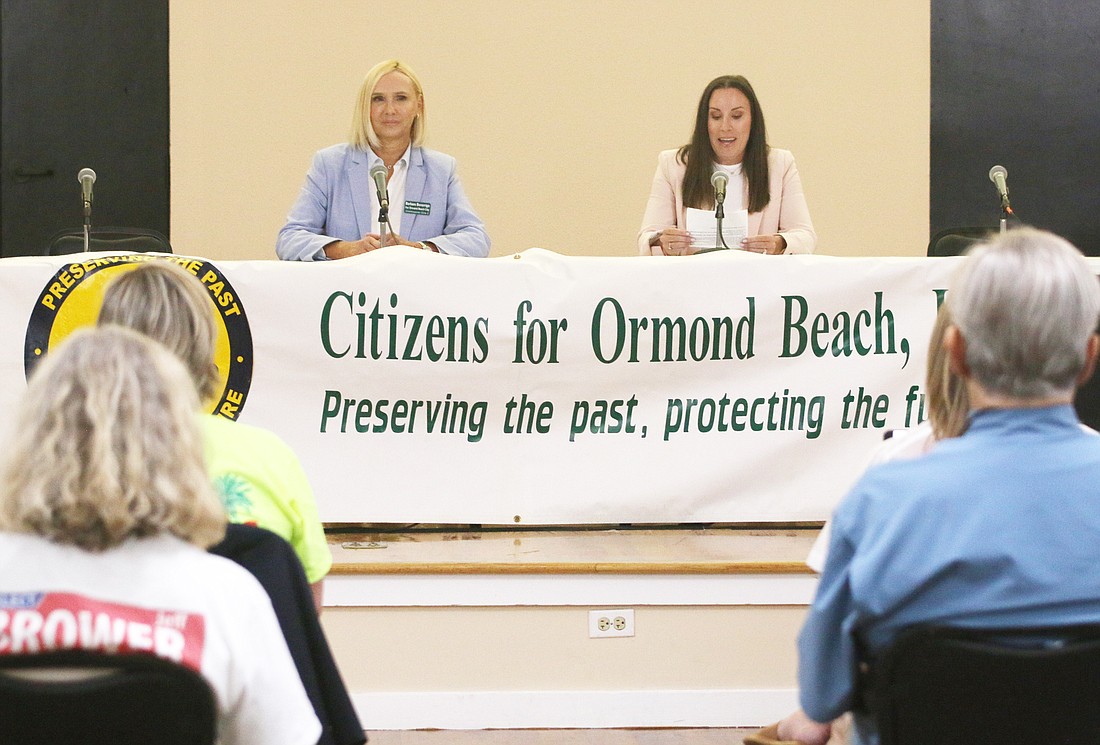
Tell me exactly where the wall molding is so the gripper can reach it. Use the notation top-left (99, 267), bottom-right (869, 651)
top-left (353, 688), bottom-right (800, 730)
top-left (326, 573), bottom-right (818, 608)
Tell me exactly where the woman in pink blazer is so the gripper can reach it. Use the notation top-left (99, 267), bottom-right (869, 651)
top-left (638, 75), bottom-right (816, 256)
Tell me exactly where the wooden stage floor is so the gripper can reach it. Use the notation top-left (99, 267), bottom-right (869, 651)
top-left (327, 525), bottom-right (821, 576)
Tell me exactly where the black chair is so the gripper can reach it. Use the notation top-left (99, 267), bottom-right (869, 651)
top-left (211, 524), bottom-right (366, 745)
top-left (0, 648), bottom-right (216, 745)
top-left (927, 226), bottom-right (994, 256)
top-left (46, 226), bottom-right (173, 255)
top-left (858, 623), bottom-right (1100, 745)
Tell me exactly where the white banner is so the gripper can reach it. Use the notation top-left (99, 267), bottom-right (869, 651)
top-left (0, 248), bottom-right (967, 524)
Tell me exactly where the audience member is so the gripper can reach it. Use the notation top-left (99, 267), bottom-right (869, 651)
top-left (797, 228), bottom-right (1100, 745)
top-left (748, 304), bottom-right (967, 745)
top-left (97, 261), bottom-right (332, 610)
top-left (0, 327), bottom-right (320, 745)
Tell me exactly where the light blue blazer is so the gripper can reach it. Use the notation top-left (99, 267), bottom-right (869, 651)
top-left (276, 144), bottom-right (490, 261)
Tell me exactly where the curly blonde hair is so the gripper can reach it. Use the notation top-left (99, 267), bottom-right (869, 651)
top-left (97, 261), bottom-right (219, 401)
top-left (0, 327), bottom-right (226, 551)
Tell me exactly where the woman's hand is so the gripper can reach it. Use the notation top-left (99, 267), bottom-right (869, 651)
top-left (323, 234), bottom-right (384, 259)
top-left (741, 234), bottom-right (787, 255)
top-left (381, 232), bottom-right (423, 249)
top-left (655, 228), bottom-right (695, 256)
top-left (323, 233), bottom-right (434, 258)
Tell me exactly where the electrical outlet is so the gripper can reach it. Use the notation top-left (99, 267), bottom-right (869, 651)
top-left (588, 608), bottom-right (635, 638)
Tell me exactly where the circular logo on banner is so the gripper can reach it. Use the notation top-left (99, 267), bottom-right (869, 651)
top-left (23, 254), bottom-right (254, 420)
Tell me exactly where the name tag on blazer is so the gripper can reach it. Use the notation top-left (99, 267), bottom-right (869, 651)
top-left (404, 200), bottom-right (431, 216)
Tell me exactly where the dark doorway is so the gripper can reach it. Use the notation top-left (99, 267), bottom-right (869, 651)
top-left (1, 0), bottom-right (169, 257)
top-left (930, 1), bottom-right (1100, 255)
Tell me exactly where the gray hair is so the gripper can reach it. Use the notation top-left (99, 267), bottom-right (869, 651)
top-left (948, 227), bottom-right (1100, 399)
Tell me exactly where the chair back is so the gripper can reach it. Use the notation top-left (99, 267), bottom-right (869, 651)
top-left (0, 649), bottom-right (216, 745)
top-left (46, 226), bottom-right (173, 255)
top-left (211, 524), bottom-right (365, 745)
top-left (860, 623), bottom-right (1100, 745)
top-left (927, 226), bottom-right (994, 256)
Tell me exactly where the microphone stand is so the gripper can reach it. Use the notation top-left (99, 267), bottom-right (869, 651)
top-left (715, 196), bottom-right (730, 250)
top-left (999, 199), bottom-right (1012, 234)
top-left (378, 203), bottom-right (390, 249)
top-left (82, 199), bottom-right (92, 252)
top-left (371, 163), bottom-right (392, 249)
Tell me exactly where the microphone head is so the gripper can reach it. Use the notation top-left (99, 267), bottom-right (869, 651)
top-left (369, 163), bottom-right (388, 179)
top-left (988, 165), bottom-right (1007, 183)
top-left (78, 167), bottom-right (96, 184)
top-left (710, 170), bottom-right (729, 189)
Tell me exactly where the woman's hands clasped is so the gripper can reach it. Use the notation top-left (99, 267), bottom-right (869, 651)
top-left (323, 232), bottom-right (428, 259)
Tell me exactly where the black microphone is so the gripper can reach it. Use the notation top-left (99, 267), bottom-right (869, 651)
top-left (988, 165), bottom-right (1011, 212)
top-left (710, 170), bottom-right (728, 205)
top-left (78, 168), bottom-right (96, 217)
top-left (369, 163), bottom-right (389, 211)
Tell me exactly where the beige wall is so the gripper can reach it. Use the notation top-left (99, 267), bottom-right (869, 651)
top-left (169, 6), bottom-right (908, 716)
top-left (323, 606), bottom-right (805, 692)
top-left (169, 1), bottom-right (929, 261)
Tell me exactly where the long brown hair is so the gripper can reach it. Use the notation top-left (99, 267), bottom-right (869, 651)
top-left (678, 75), bottom-right (770, 213)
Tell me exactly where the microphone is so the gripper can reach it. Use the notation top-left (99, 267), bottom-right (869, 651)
top-left (369, 163), bottom-right (389, 211)
top-left (988, 165), bottom-right (1011, 212)
top-left (711, 170), bottom-right (728, 205)
top-left (710, 170), bottom-right (730, 249)
top-left (78, 168), bottom-right (96, 216)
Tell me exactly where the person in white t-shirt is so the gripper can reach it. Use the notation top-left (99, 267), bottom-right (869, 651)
top-left (0, 327), bottom-right (320, 745)
top-left (749, 305), bottom-right (968, 745)
top-left (803, 305), bottom-right (969, 574)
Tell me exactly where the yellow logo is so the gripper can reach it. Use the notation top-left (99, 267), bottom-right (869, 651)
top-left (23, 254), bottom-right (253, 420)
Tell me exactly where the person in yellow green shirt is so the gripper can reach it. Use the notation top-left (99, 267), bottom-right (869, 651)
top-left (97, 261), bottom-right (331, 610)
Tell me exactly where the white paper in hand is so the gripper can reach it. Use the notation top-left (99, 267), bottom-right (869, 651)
top-left (686, 207), bottom-right (748, 251)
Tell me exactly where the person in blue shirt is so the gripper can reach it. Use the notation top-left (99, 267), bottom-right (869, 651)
top-left (796, 227), bottom-right (1100, 745)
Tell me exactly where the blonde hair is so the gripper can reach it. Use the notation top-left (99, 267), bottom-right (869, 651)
top-left (350, 59), bottom-right (426, 150)
top-left (926, 304), bottom-right (969, 440)
top-left (97, 261), bottom-right (219, 401)
top-left (0, 327), bottom-right (226, 551)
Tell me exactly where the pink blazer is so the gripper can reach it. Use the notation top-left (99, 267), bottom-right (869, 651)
top-left (637, 148), bottom-right (817, 255)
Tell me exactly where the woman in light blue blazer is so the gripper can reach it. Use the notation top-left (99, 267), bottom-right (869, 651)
top-left (276, 60), bottom-right (490, 261)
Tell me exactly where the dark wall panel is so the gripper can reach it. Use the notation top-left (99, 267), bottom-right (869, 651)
top-left (931, 2), bottom-right (1100, 255)
top-left (0, 0), bottom-right (169, 257)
